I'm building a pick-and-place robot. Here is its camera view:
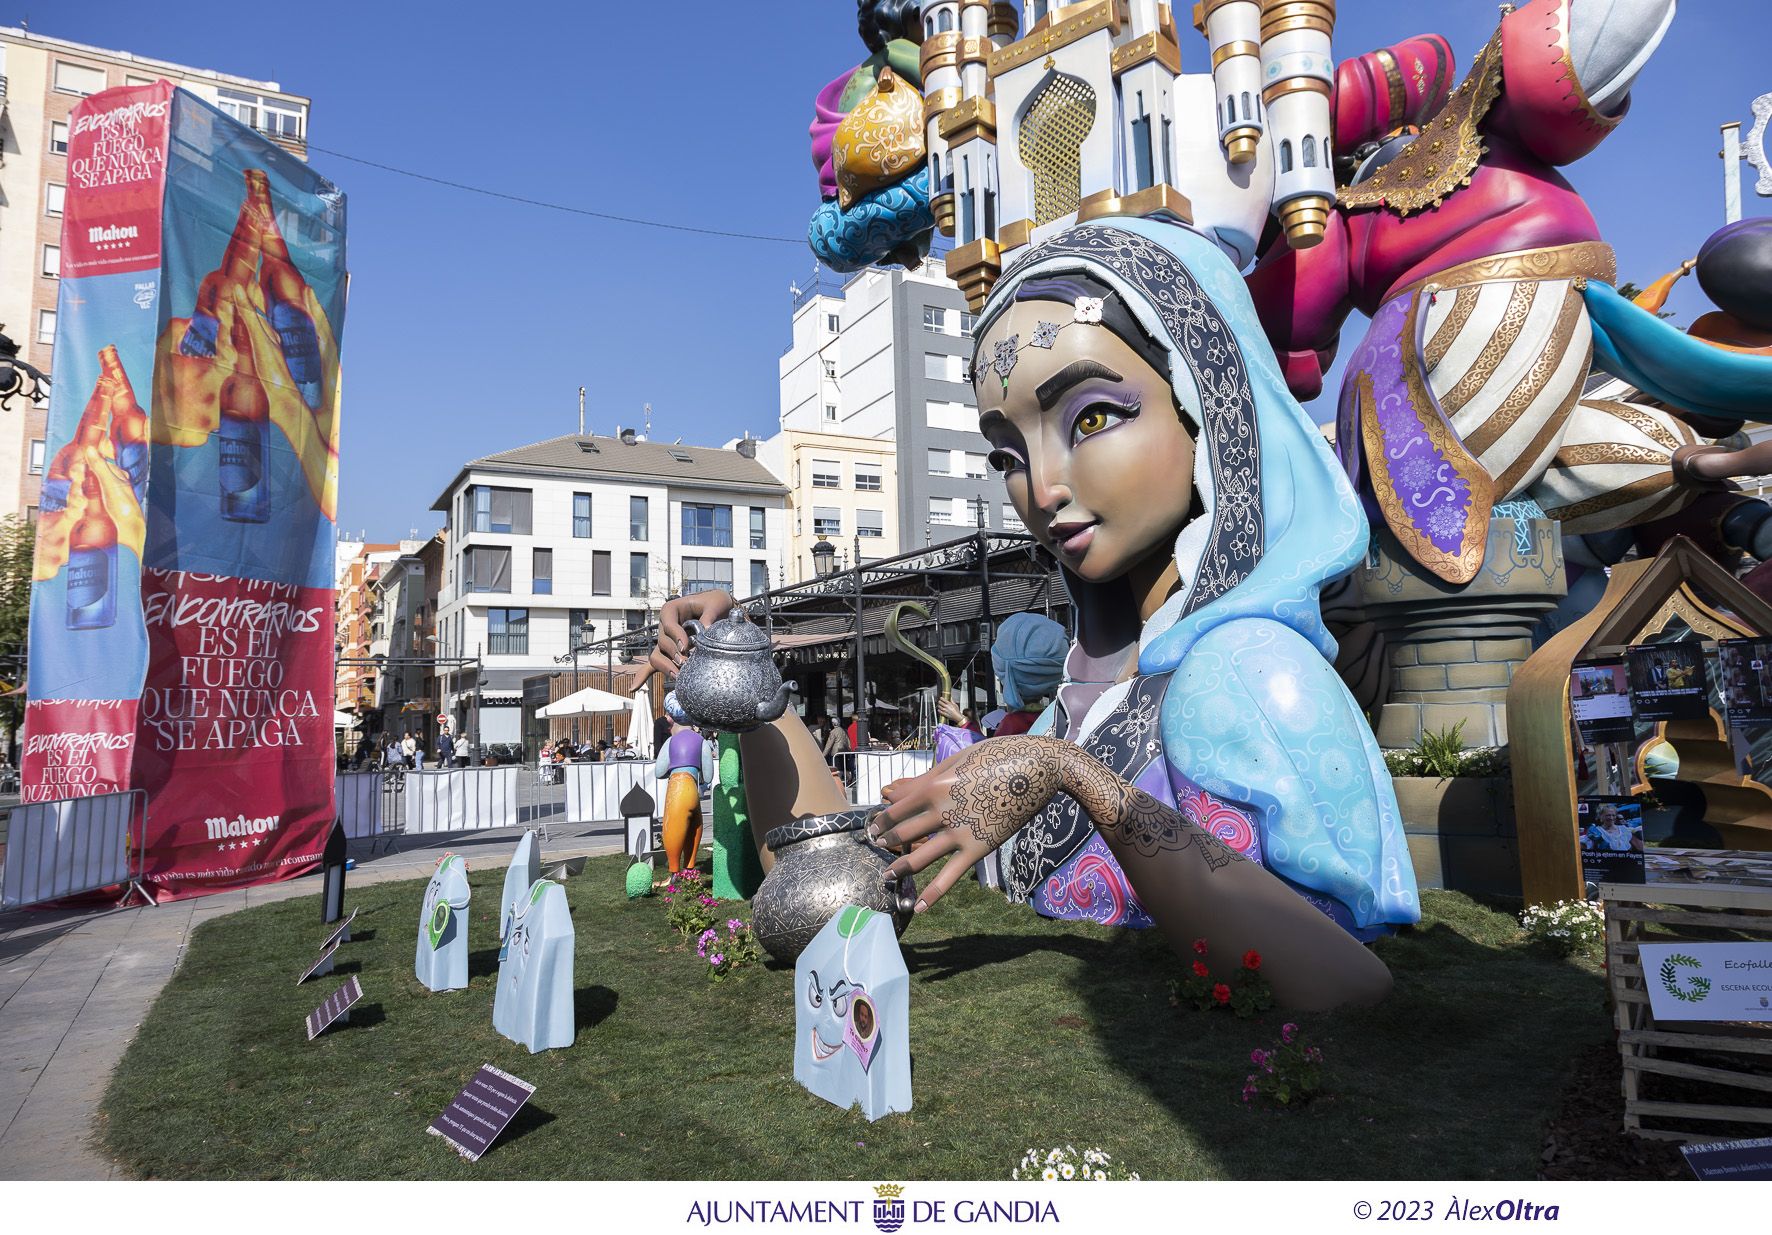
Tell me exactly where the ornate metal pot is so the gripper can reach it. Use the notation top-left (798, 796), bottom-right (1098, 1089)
top-left (752, 808), bottom-right (916, 963)
top-left (673, 614), bottom-right (795, 733)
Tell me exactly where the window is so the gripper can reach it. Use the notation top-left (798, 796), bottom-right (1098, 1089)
top-left (629, 552), bottom-right (648, 597)
top-left (37, 310), bottom-right (57, 346)
top-left (53, 62), bottom-right (106, 96)
top-left (469, 485), bottom-right (532, 534)
top-left (811, 459), bottom-right (841, 489)
top-left (462, 546), bottom-right (512, 593)
top-left (25, 506), bottom-right (39, 526)
top-left (928, 448), bottom-right (950, 476)
top-left (854, 463), bottom-right (883, 492)
top-left (825, 313), bottom-right (840, 333)
top-left (813, 506), bottom-right (842, 536)
top-left (573, 492), bottom-right (592, 538)
top-left (42, 246), bottom-right (60, 279)
top-left (486, 608), bottom-right (528, 656)
top-left (750, 561), bottom-right (770, 597)
top-left (749, 507), bottom-right (767, 549)
top-left (922, 306), bottom-right (947, 334)
top-left (1002, 504), bottom-right (1026, 531)
top-left (963, 452), bottom-right (988, 480)
top-left (824, 403), bottom-right (838, 422)
top-left (628, 495), bottom-right (648, 540)
top-left (46, 184), bottom-right (66, 217)
top-left (929, 498), bottom-right (953, 526)
top-left (925, 352), bottom-right (965, 382)
top-left (532, 548), bottom-right (553, 595)
top-left (49, 121), bottom-right (70, 155)
top-left (822, 358), bottom-right (837, 378)
top-left (29, 440), bottom-right (46, 475)
top-left (959, 311), bottom-right (979, 338)
top-left (857, 509), bottom-right (884, 539)
top-left (925, 399), bottom-right (976, 431)
top-left (592, 551), bottom-right (612, 596)
top-left (682, 503), bottom-right (732, 547)
top-left (681, 557), bottom-right (733, 595)
top-left (217, 87), bottom-right (306, 141)
top-left (625, 610), bottom-right (647, 630)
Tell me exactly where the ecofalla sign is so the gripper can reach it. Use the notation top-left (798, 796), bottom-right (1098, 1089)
top-left (1639, 942), bottom-right (1772, 1022)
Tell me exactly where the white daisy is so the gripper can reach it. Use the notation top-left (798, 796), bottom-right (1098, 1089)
top-left (1042, 1167), bottom-right (1058, 1181)
top-left (1060, 1163), bottom-right (1075, 1179)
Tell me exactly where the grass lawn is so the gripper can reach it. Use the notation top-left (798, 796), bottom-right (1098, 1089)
top-left (99, 854), bottom-right (1609, 1180)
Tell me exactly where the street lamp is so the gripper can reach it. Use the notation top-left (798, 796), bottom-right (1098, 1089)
top-left (0, 330), bottom-right (51, 411)
top-left (812, 536), bottom-right (837, 578)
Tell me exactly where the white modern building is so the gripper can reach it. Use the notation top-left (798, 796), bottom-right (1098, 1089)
top-left (429, 432), bottom-right (788, 745)
top-left (777, 258), bottom-right (1015, 550)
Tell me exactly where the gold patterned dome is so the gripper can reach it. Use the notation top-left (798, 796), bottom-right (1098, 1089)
top-left (833, 67), bottom-right (928, 211)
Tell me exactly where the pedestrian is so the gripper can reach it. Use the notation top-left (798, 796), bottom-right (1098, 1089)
top-left (401, 733), bottom-right (418, 766)
top-left (652, 711), bottom-right (672, 759)
top-left (383, 737), bottom-right (404, 768)
top-left (413, 742), bottom-right (426, 771)
top-left (438, 728), bottom-right (455, 766)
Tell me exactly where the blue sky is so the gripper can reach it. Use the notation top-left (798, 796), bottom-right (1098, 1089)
top-left (43, 1), bottom-right (1767, 542)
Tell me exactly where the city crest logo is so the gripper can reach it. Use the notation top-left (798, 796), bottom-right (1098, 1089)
top-left (873, 1183), bottom-right (905, 1234)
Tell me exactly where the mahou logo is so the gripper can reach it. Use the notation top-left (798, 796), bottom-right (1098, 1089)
top-left (205, 813), bottom-right (281, 840)
top-left (88, 225), bottom-right (139, 243)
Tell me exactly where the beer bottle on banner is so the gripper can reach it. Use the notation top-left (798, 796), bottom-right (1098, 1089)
top-left (218, 312), bottom-right (271, 523)
top-left (101, 345), bottom-right (150, 498)
top-left (66, 466), bottom-right (119, 631)
top-left (258, 185), bottom-right (324, 408)
top-left (41, 373), bottom-right (113, 514)
top-left (180, 169), bottom-right (270, 358)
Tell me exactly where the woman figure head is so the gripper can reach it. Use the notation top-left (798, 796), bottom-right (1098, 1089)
top-left (970, 218), bottom-right (1368, 670)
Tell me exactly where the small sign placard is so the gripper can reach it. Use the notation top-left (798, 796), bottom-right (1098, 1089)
top-left (427, 1065), bottom-right (535, 1162)
top-left (1682, 1136), bottom-right (1772, 1180)
top-left (1639, 942), bottom-right (1772, 1022)
top-left (297, 940), bottom-right (339, 985)
top-left (305, 976), bottom-right (363, 1041)
top-left (321, 907), bottom-right (359, 951)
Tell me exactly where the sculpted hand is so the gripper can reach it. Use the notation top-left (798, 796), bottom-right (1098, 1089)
top-left (869, 735), bottom-right (1073, 911)
top-left (633, 589), bottom-right (736, 687)
top-left (934, 697), bottom-right (968, 726)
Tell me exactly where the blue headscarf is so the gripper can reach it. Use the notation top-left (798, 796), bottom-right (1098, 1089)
top-left (978, 218), bottom-right (1418, 929)
top-left (991, 612), bottom-right (1069, 711)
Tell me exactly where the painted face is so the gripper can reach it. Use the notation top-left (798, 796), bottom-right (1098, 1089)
top-left (804, 970), bottom-right (858, 1064)
top-left (974, 300), bottom-right (1196, 585)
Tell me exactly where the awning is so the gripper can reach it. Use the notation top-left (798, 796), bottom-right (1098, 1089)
top-left (538, 686), bottom-right (635, 718)
top-left (332, 711), bottom-right (360, 728)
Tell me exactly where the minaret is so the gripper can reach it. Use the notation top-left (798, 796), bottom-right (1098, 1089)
top-left (1113, 2), bottom-right (1185, 210)
top-left (920, 1), bottom-right (963, 236)
top-left (937, 0), bottom-right (1012, 308)
top-left (1201, 0), bottom-right (1264, 164)
top-left (1259, 0), bottom-right (1336, 247)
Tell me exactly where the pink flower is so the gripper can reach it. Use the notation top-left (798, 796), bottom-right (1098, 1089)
top-left (1191, 961), bottom-right (1209, 978)
top-left (700, 896), bottom-right (716, 906)
top-left (1242, 950), bottom-right (1262, 971)
top-left (727, 919), bottom-right (744, 932)
top-left (1305, 1047), bottom-right (1323, 1063)
top-left (1281, 1022), bottom-right (1297, 1044)
top-left (1250, 1049), bottom-right (1266, 1066)
top-left (1192, 938), bottom-right (1209, 956)
top-left (1212, 983), bottom-right (1231, 1005)
top-left (710, 953), bottom-right (724, 966)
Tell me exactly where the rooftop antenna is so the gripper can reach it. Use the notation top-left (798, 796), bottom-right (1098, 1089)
top-left (578, 386), bottom-right (586, 436)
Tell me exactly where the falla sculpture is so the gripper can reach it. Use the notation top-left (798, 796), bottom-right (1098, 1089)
top-left (637, 1), bottom-right (1436, 1011)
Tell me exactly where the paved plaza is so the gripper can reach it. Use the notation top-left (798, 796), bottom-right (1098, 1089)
top-left (0, 821), bottom-right (626, 1180)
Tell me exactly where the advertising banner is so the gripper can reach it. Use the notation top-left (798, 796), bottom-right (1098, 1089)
top-left (1639, 942), bottom-right (1772, 1022)
top-left (24, 83), bottom-right (347, 899)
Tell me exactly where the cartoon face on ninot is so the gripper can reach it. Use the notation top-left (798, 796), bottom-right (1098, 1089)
top-left (973, 274), bottom-right (1196, 585)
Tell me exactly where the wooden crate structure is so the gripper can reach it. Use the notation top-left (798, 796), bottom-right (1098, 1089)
top-left (1604, 851), bottom-right (1772, 1142)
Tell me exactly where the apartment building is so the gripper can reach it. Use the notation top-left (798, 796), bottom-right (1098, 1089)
top-left (430, 432), bottom-right (788, 746)
top-left (334, 540), bottom-right (411, 742)
top-left (778, 259), bottom-right (1012, 550)
top-left (756, 429), bottom-right (899, 583)
top-left (0, 26), bottom-right (311, 519)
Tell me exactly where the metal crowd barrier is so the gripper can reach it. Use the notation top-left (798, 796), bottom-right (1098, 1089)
top-left (0, 789), bottom-right (151, 911)
top-left (849, 749), bottom-right (935, 806)
top-left (406, 766), bottom-right (522, 835)
top-left (564, 760), bottom-right (655, 825)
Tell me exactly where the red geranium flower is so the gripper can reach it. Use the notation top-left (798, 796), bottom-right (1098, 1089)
top-left (1212, 983), bottom-right (1231, 1004)
top-left (1242, 950), bottom-right (1262, 971)
top-left (1192, 938), bottom-right (1209, 956)
top-left (1191, 960), bottom-right (1209, 978)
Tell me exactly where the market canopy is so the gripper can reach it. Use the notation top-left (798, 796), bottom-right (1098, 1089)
top-left (538, 686), bottom-right (635, 718)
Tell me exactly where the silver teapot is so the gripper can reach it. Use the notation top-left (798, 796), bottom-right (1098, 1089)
top-left (673, 612), bottom-right (795, 733)
top-left (752, 808), bottom-right (916, 962)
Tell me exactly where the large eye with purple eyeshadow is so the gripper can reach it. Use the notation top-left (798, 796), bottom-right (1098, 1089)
top-left (1069, 395), bottom-right (1140, 446)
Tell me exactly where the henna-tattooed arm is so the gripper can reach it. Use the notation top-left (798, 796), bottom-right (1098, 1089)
top-left (1052, 742), bottom-right (1243, 871)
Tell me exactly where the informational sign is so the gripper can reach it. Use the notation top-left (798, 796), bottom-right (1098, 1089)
top-left (1683, 1136), bottom-right (1772, 1180)
top-left (1569, 659), bottom-right (1634, 743)
top-left (23, 82), bottom-right (347, 902)
top-left (304, 975), bottom-right (363, 1040)
top-left (1718, 638), bottom-right (1772, 727)
top-left (1640, 942), bottom-right (1772, 1022)
top-left (321, 906), bottom-right (358, 951)
top-left (1577, 796), bottom-right (1645, 887)
top-left (296, 939), bottom-right (339, 984)
top-left (427, 1065), bottom-right (535, 1162)
top-left (1626, 642), bottom-right (1709, 722)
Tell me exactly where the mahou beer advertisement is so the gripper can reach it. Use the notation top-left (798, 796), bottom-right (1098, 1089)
top-left (25, 82), bottom-right (347, 899)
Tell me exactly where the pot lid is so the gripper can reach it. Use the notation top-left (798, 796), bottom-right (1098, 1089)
top-left (695, 614), bottom-right (773, 653)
